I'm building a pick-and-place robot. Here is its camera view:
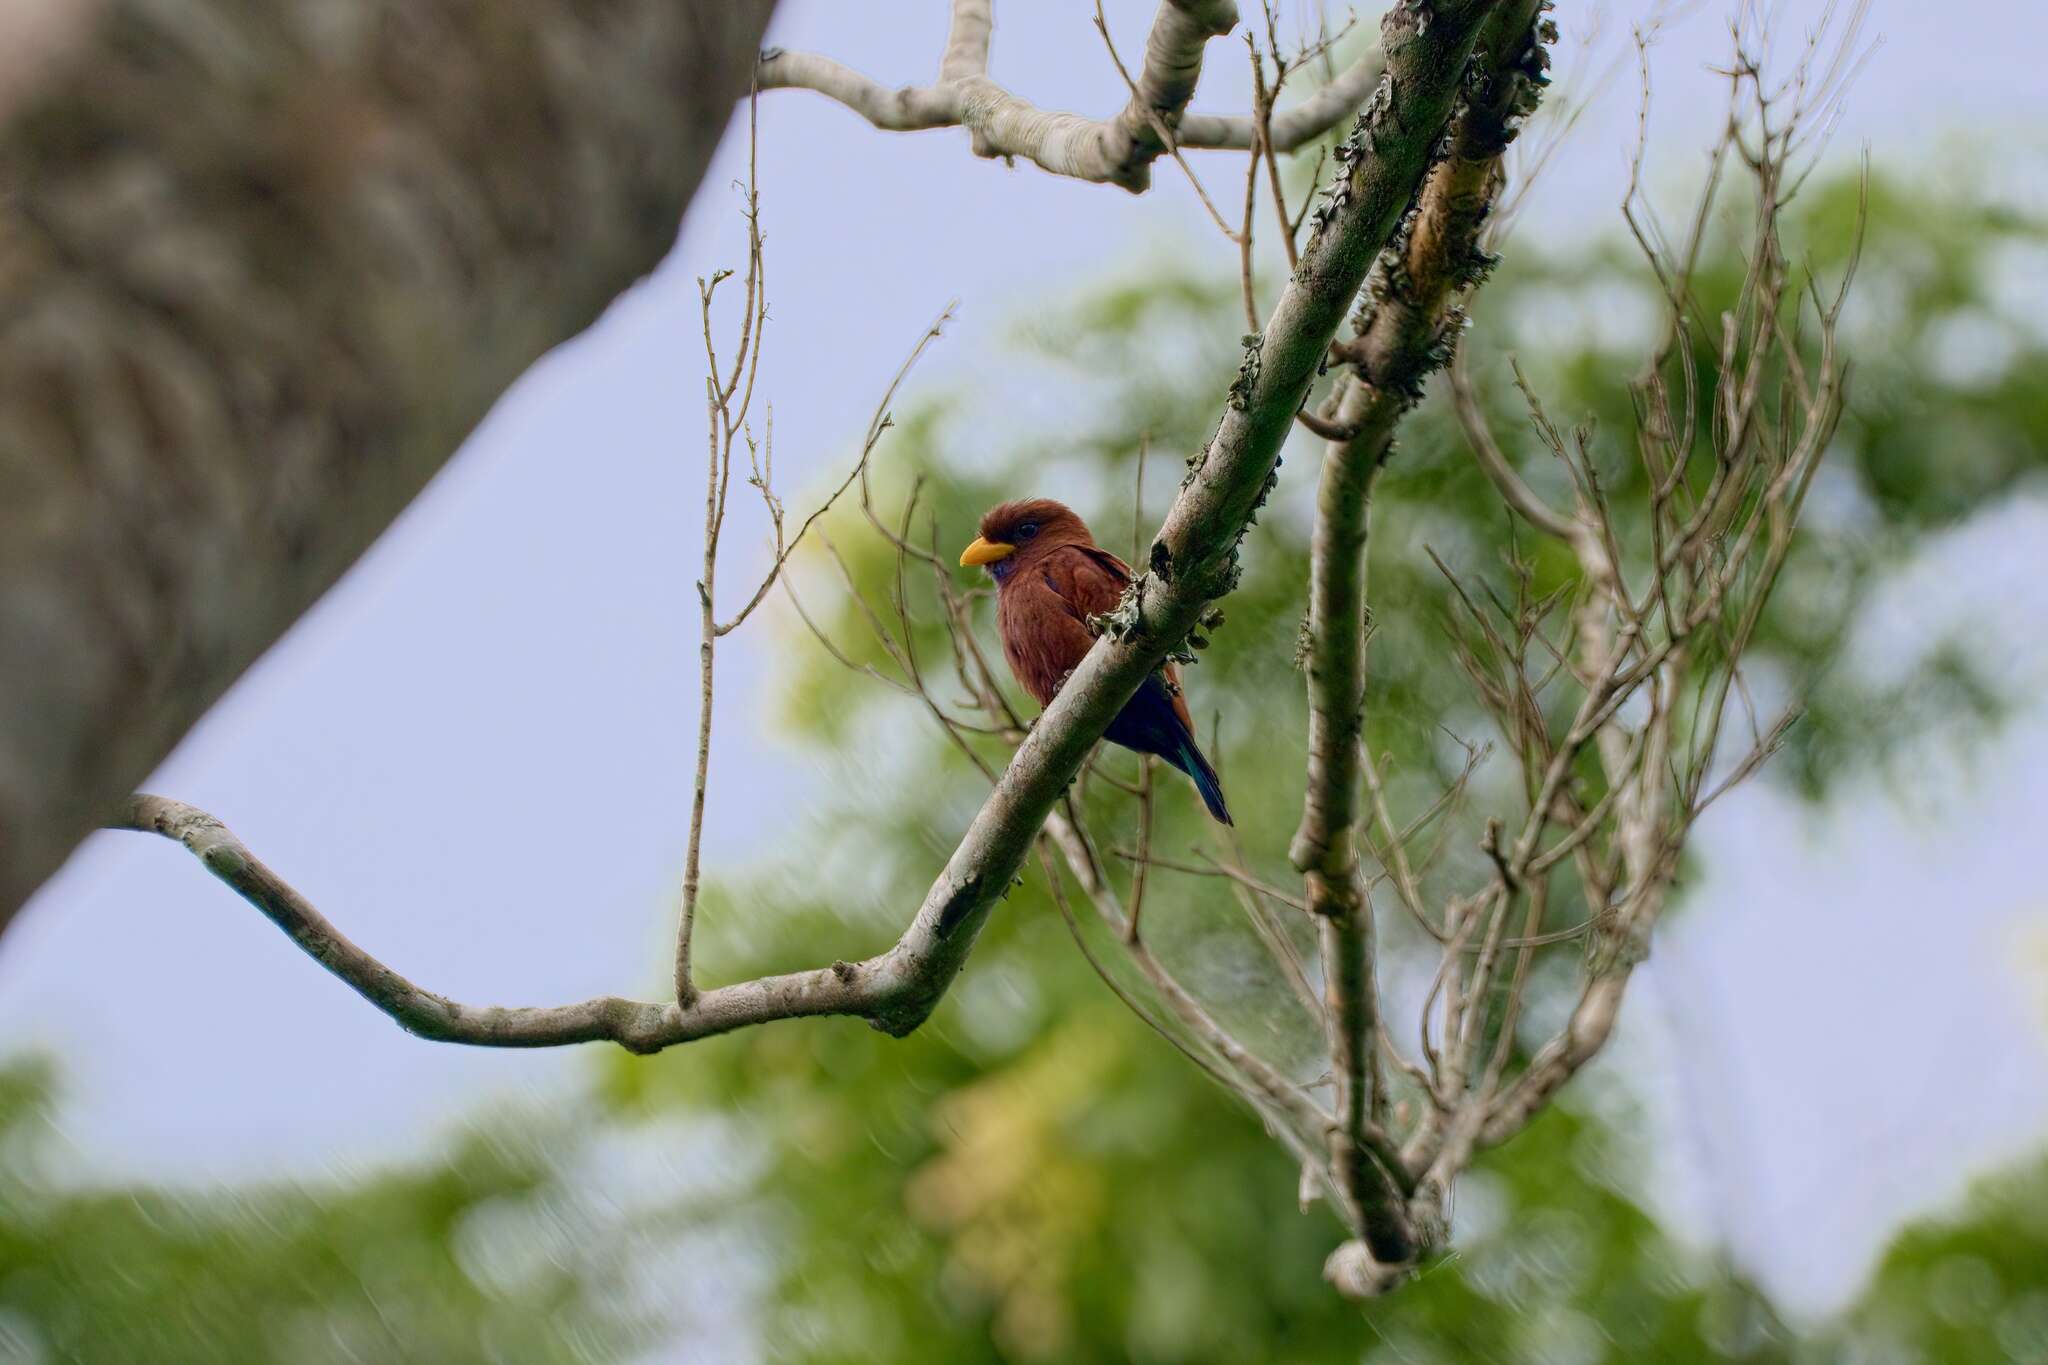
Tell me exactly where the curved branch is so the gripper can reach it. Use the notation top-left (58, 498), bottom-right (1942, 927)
top-left (1042, 810), bottom-right (1330, 1144)
top-left (1447, 351), bottom-right (1580, 541)
top-left (116, 795), bottom-right (889, 1054)
top-left (759, 1), bottom-right (1385, 189)
top-left (937, 0), bottom-right (993, 84)
top-left (755, 50), bottom-right (962, 131)
top-left (1179, 48), bottom-right (1388, 152)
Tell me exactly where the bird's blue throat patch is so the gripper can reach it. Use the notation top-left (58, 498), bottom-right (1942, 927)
top-left (989, 557), bottom-right (1018, 584)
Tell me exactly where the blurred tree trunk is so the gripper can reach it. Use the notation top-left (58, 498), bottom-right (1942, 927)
top-left (0, 0), bottom-right (777, 932)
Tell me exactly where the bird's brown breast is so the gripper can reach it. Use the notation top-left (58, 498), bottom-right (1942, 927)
top-left (994, 542), bottom-right (1133, 707)
top-left (997, 576), bottom-right (1090, 707)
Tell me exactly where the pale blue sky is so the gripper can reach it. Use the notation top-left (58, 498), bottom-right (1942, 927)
top-left (2, 0), bottom-right (2045, 1323)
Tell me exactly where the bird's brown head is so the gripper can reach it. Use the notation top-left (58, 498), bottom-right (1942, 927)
top-left (959, 498), bottom-right (1093, 582)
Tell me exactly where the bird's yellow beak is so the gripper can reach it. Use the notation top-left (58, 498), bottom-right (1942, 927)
top-left (959, 537), bottom-right (1016, 568)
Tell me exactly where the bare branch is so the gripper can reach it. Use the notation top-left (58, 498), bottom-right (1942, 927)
top-left (1448, 349), bottom-right (1580, 541)
top-left (1288, 0), bottom-right (1554, 1266)
top-left (1045, 807), bottom-right (1336, 1153)
top-left (1095, 0), bottom-right (1243, 237)
top-left (1458, 5), bottom-right (1867, 1158)
top-left (1295, 406), bottom-right (1364, 442)
top-left (717, 307), bottom-right (955, 637)
top-left (677, 96), bottom-right (771, 1006)
top-left (1181, 47), bottom-right (1389, 152)
top-left (1112, 846), bottom-right (1309, 915)
top-left (752, 50), bottom-right (960, 132)
top-left (1041, 838), bottom-right (1348, 1210)
top-left (676, 122), bottom-right (950, 1006)
top-left (937, 0), bottom-right (993, 84)
top-left (117, 795), bottom-right (930, 1053)
top-left (1124, 758), bottom-right (1157, 943)
top-left (759, 2), bottom-right (1389, 190)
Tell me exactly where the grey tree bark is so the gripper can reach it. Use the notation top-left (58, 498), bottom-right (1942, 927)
top-left (0, 0), bottom-right (779, 932)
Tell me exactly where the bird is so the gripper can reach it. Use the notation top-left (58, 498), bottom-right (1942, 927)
top-left (959, 497), bottom-right (1232, 824)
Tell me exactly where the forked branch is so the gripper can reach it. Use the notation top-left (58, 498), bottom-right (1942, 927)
top-left (758, 0), bottom-right (1387, 192)
top-left (1292, 0), bottom-right (1555, 1269)
top-left (1300, 5), bottom-right (1866, 1295)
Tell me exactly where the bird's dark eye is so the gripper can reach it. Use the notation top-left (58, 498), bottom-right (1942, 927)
top-left (1016, 522), bottom-right (1040, 540)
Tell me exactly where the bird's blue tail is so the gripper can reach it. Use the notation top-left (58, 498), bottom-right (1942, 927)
top-left (1107, 674), bottom-right (1234, 825)
top-left (1172, 740), bottom-right (1233, 826)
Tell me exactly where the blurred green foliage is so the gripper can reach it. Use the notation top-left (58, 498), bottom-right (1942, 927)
top-left (0, 1061), bottom-right (650, 1364)
top-left (624, 159), bottom-right (2048, 1362)
top-left (3, 160), bottom-right (2045, 1362)
top-left (1841, 1151), bottom-right (2048, 1362)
